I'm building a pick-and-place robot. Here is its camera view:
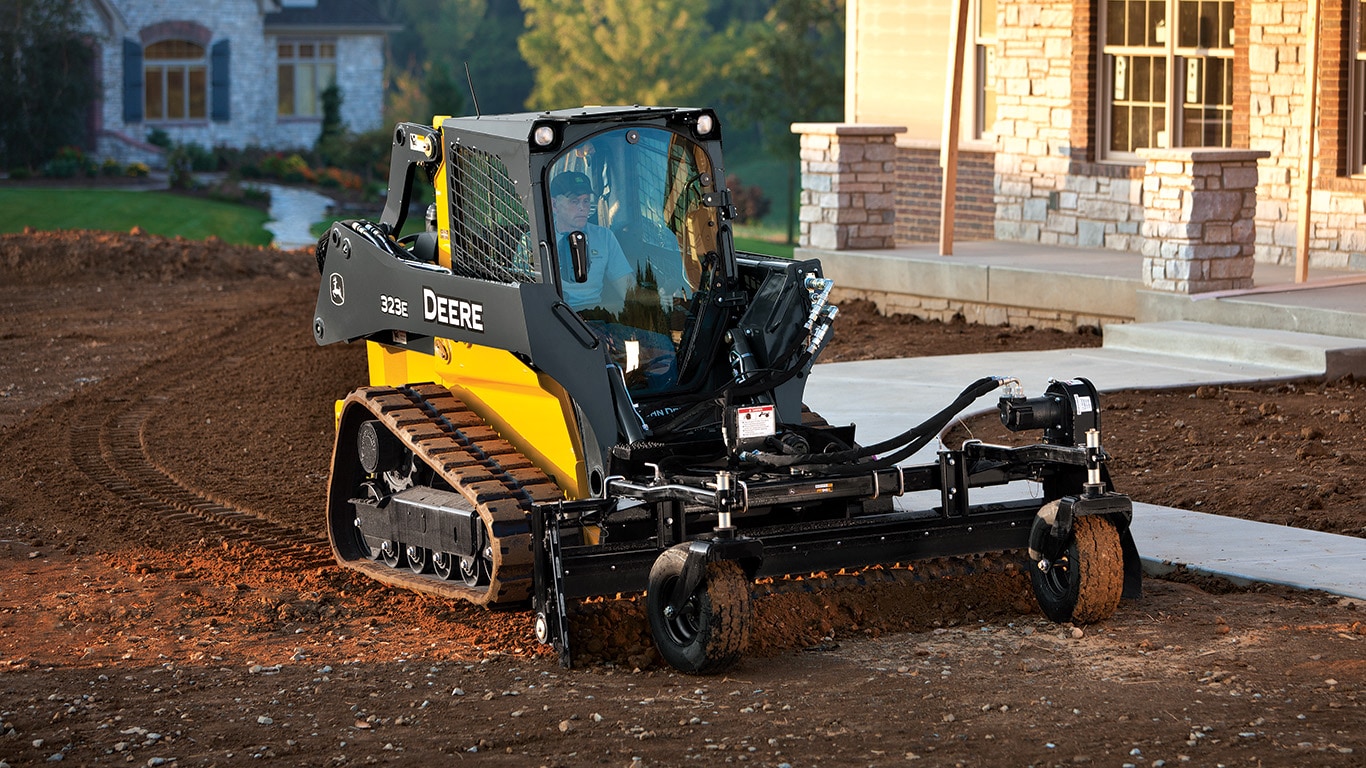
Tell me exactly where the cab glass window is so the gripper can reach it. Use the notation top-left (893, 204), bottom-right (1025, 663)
top-left (547, 127), bottom-right (721, 394)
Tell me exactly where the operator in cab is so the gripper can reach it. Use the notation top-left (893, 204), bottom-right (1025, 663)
top-left (549, 170), bottom-right (633, 313)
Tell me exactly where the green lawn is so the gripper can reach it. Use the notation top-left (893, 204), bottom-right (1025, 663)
top-left (732, 231), bottom-right (796, 260)
top-left (0, 188), bottom-right (273, 246)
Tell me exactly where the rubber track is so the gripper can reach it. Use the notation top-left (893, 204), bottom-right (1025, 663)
top-left (333, 384), bottom-right (563, 606)
top-left (72, 397), bottom-right (333, 568)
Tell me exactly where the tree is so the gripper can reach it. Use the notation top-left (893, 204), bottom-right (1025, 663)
top-left (382, 0), bottom-right (530, 118)
top-left (725, 0), bottom-right (844, 241)
top-left (518, 0), bottom-right (719, 109)
top-left (0, 0), bottom-right (97, 170)
top-left (314, 82), bottom-right (346, 165)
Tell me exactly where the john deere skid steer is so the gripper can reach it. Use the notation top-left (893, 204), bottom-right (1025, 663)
top-left (312, 106), bottom-right (1140, 674)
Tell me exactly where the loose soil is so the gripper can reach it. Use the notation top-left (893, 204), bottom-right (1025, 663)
top-left (0, 231), bottom-right (1361, 767)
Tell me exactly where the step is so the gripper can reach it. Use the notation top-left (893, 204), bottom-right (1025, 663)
top-left (1103, 321), bottom-right (1366, 378)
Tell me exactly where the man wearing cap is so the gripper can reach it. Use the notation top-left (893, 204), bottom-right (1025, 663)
top-left (550, 170), bottom-right (634, 312)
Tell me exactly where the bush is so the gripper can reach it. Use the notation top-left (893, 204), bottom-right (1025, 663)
top-left (167, 145), bottom-right (195, 189)
top-left (146, 128), bottom-right (172, 149)
top-left (726, 174), bottom-right (772, 224)
top-left (203, 179), bottom-right (271, 209)
top-left (125, 163), bottom-right (150, 178)
top-left (42, 146), bottom-right (96, 179)
top-left (316, 166), bottom-right (364, 192)
top-left (182, 142), bottom-right (220, 172)
top-left (0, 0), bottom-right (97, 171)
top-left (259, 153), bottom-right (313, 183)
top-left (100, 158), bottom-right (124, 177)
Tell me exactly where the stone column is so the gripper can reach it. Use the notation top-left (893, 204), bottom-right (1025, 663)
top-left (1138, 148), bottom-right (1270, 293)
top-left (791, 123), bottom-right (905, 250)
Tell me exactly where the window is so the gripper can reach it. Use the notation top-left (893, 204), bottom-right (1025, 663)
top-left (144, 40), bottom-right (207, 122)
top-left (546, 127), bottom-right (720, 395)
top-left (973, 0), bottom-right (998, 139)
top-left (1100, 0), bottom-right (1234, 160)
top-left (278, 40), bottom-right (336, 118)
top-left (1349, 1), bottom-right (1366, 173)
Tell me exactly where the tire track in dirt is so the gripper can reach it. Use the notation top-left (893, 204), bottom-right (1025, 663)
top-left (63, 291), bottom-right (336, 570)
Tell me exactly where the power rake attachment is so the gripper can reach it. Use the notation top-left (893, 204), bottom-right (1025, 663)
top-left (530, 376), bottom-right (1141, 674)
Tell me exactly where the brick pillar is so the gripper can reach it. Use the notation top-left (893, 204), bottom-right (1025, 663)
top-left (791, 123), bottom-right (905, 250)
top-left (1138, 148), bottom-right (1270, 293)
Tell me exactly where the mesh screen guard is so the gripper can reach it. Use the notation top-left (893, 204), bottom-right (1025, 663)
top-left (445, 145), bottom-right (536, 284)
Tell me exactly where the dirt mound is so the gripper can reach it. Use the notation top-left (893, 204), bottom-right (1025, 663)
top-left (0, 228), bottom-right (312, 285)
top-left (824, 298), bottom-right (1102, 360)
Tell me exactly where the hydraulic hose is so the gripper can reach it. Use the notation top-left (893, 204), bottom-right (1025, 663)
top-left (745, 375), bottom-right (1005, 469)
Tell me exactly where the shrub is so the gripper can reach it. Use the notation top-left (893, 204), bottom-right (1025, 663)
top-left (167, 145), bottom-right (195, 189)
top-left (100, 157), bottom-right (124, 177)
top-left (42, 146), bottom-right (96, 179)
top-left (125, 163), bottom-right (150, 178)
top-left (317, 166), bottom-right (364, 191)
top-left (726, 174), bottom-right (772, 224)
top-left (182, 142), bottom-right (219, 172)
top-left (146, 128), bottom-right (172, 149)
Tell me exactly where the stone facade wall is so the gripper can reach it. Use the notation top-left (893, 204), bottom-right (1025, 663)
top-left (992, 0), bottom-right (1148, 253)
top-left (1249, 0), bottom-right (1366, 269)
top-left (81, 0), bottom-right (385, 159)
top-left (1140, 149), bottom-right (1266, 292)
top-left (989, 0), bottom-right (1366, 271)
top-left (794, 123), bottom-right (903, 250)
top-left (894, 141), bottom-right (996, 244)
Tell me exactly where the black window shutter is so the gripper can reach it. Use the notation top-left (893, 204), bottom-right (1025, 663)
top-left (211, 40), bottom-right (231, 122)
top-left (122, 39), bottom-right (143, 123)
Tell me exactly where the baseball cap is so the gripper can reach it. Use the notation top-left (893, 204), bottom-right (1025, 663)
top-left (551, 171), bottom-right (594, 198)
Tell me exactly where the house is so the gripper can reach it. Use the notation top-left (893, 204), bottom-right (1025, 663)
top-left (795, 0), bottom-right (1366, 310)
top-left (79, 0), bottom-right (394, 164)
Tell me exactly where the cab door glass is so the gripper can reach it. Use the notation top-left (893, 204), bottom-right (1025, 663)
top-left (547, 128), bottom-right (719, 394)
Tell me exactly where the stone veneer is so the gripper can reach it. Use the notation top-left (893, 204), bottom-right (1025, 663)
top-left (1139, 149), bottom-right (1268, 293)
top-left (792, 123), bottom-right (904, 249)
top-left (1249, 0), bottom-right (1366, 269)
top-left (989, 0), bottom-right (1366, 271)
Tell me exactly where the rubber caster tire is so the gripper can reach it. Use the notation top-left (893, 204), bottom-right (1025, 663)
top-left (647, 545), bottom-right (751, 675)
top-left (1030, 514), bottom-right (1124, 624)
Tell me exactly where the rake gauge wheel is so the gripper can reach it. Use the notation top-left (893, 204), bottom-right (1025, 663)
top-left (646, 545), bottom-right (752, 675)
top-left (1030, 514), bottom-right (1124, 624)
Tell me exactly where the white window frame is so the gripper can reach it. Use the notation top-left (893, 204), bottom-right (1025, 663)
top-left (1098, 0), bottom-right (1234, 163)
top-left (971, 0), bottom-right (998, 140)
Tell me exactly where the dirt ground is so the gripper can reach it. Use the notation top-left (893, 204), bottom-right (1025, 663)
top-left (0, 231), bottom-right (1362, 767)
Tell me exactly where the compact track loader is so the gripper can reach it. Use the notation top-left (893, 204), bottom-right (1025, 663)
top-left (312, 106), bottom-right (1140, 674)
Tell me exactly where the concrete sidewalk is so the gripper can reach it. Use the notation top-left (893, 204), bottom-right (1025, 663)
top-left (804, 334), bottom-right (1366, 601)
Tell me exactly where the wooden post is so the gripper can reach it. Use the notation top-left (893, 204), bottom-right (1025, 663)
top-left (1296, 0), bottom-right (1322, 283)
top-left (939, 0), bottom-right (971, 256)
